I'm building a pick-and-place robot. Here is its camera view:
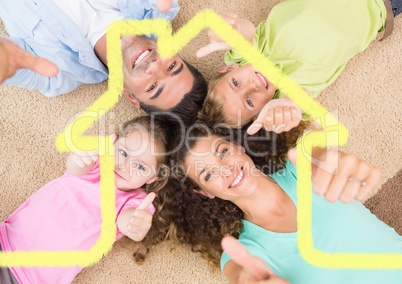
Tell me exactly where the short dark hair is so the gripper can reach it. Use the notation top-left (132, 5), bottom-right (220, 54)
top-left (137, 60), bottom-right (207, 126)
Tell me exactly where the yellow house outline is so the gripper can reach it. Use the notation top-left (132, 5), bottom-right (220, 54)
top-left (1, 10), bottom-right (400, 269)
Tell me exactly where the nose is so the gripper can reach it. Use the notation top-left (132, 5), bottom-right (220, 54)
top-left (240, 79), bottom-right (257, 97)
top-left (222, 164), bottom-right (234, 178)
top-left (145, 55), bottom-right (168, 77)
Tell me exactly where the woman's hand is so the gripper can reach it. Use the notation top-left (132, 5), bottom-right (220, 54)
top-left (0, 38), bottom-right (58, 84)
top-left (222, 236), bottom-right (289, 284)
top-left (288, 148), bottom-right (381, 203)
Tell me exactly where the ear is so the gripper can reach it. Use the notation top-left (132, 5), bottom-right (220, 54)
top-left (123, 88), bottom-right (141, 110)
top-left (217, 64), bottom-right (239, 74)
top-left (193, 189), bottom-right (215, 199)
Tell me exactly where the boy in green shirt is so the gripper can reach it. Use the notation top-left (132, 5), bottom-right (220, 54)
top-left (198, 0), bottom-right (400, 134)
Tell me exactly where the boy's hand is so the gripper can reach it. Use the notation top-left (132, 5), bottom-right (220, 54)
top-left (196, 12), bottom-right (240, 58)
top-left (70, 151), bottom-right (99, 168)
top-left (288, 148), bottom-right (381, 203)
top-left (0, 38), bottom-right (58, 84)
top-left (247, 98), bottom-right (302, 135)
top-left (222, 236), bottom-right (289, 284)
top-left (126, 192), bottom-right (156, 242)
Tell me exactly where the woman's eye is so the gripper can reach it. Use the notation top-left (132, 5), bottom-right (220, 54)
top-left (147, 82), bottom-right (157, 92)
top-left (204, 172), bottom-right (212, 181)
top-left (220, 149), bottom-right (228, 158)
top-left (168, 61), bottom-right (176, 71)
top-left (119, 150), bottom-right (127, 158)
top-left (246, 97), bottom-right (254, 107)
top-left (232, 78), bottom-right (240, 87)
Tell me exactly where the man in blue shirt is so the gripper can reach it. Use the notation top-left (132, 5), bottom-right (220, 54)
top-left (0, 0), bottom-right (207, 124)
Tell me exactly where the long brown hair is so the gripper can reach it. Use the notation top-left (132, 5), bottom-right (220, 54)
top-left (165, 119), bottom-right (308, 267)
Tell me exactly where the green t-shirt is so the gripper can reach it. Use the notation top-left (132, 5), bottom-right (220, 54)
top-left (221, 160), bottom-right (402, 283)
top-left (225, 0), bottom-right (387, 99)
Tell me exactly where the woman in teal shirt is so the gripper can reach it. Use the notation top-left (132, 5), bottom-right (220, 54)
top-left (169, 122), bottom-right (402, 284)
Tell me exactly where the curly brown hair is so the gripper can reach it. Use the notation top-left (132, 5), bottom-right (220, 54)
top-left (163, 119), bottom-right (308, 268)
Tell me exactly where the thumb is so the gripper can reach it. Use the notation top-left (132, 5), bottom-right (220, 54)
top-left (247, 122), bottom-right (263, 135)
top-left (136, 192), bottom-right (156, 211)
top-left (196, 42), bottom-right (231, 58)
top-left (156, 0), bottom-right (173, 12)
top-left (19, 50), bottom-right (58, 77)
top-left (287, 148), bottom-right (297, 165)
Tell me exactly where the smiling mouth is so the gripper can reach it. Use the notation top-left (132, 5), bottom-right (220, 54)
top-left (229, 168), bottom-right (244, 188)
top-left (132, 48), bottom-right (152, 69)
top-left (255, 72), bottom-right (268, 89)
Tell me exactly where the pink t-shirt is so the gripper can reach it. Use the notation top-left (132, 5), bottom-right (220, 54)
top-left (0, 161), bottom-right (154, 284)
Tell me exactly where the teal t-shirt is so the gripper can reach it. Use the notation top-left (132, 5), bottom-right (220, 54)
top-left (221, 160), bottom-right (402, 284)
top-left (225, 0), bottom-right (387, 99)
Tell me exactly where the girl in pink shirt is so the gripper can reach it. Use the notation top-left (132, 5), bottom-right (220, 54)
top-left (0, 115), bottom-right (169, 284)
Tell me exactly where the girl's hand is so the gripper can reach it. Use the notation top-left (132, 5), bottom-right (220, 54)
top-left (66, 151), bottom-right (99, 176)
top-left (126, 192), bottom-right (156, 242)
top-left (156, 0), bottom-right (172, 12)
top-left (196, 12), bottom-right (255, 58)
top-left (288, 148), bottom-right (381, 203)
top-left (247, 98), bottom-right (302, 135)
top-left (222, 236), bottom-right (289, 284)
top-left (0, 38), bottom-right (58, 84)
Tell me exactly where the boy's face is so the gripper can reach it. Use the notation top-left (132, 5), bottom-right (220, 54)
top-left (214, 64), bottom-right (276, 125)
top-left (114, 130), bottom-right (159, 191)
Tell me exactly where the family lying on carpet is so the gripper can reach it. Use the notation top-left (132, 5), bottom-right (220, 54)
top-left (1, 0), bottom-right (401, 283)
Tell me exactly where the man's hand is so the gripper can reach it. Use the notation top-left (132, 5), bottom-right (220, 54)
top-left (126, 192), bottom-right (156, 242)
top-left (222, 236), bottom-right (289, 284)
top-left (0, 38), bottom-right (58, 84)
top-left (288, 148), bottom-right (381, 203)
top-left (247, 98), bottom-right (302, 135)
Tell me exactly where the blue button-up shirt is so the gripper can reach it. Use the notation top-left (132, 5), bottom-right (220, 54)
top-left (0, 0), bottom-right (180, 97)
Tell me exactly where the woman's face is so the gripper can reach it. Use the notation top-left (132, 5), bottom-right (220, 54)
top-left (183, 135), bottom-right (261, 201)
top-left (214, 64), bottom-right (276, 125)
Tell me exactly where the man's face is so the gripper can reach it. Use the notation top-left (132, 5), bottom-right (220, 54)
top-left (121, 36), bottom-right (194, 111)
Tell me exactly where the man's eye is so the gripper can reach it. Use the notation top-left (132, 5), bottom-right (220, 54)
top-left (147, 82), bottom-right (157, 92)
top-left (119, 150), bottom-right (127, 158)
top-left (168, 61), bottom-right (176, 71)
top-left (246, 97), bottom-right (254, 107)
top-left (204, 172), bottom-right (212, 181)
top-left (232, 78), bottom-right (240, 87)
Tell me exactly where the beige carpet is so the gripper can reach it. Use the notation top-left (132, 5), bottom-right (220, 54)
top-left (1, 0), bottom-right (401, 283)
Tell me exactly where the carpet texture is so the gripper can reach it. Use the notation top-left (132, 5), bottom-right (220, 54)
top-left (0, 0), bottom-right (401, 283)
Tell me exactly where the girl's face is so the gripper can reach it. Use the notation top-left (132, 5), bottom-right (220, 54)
top-left (114, 130), bottom-right (159, 191)
top-left (184, 135), bottom-right (261, 201)
top-left (214, 63), bottom-right (276, 125)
